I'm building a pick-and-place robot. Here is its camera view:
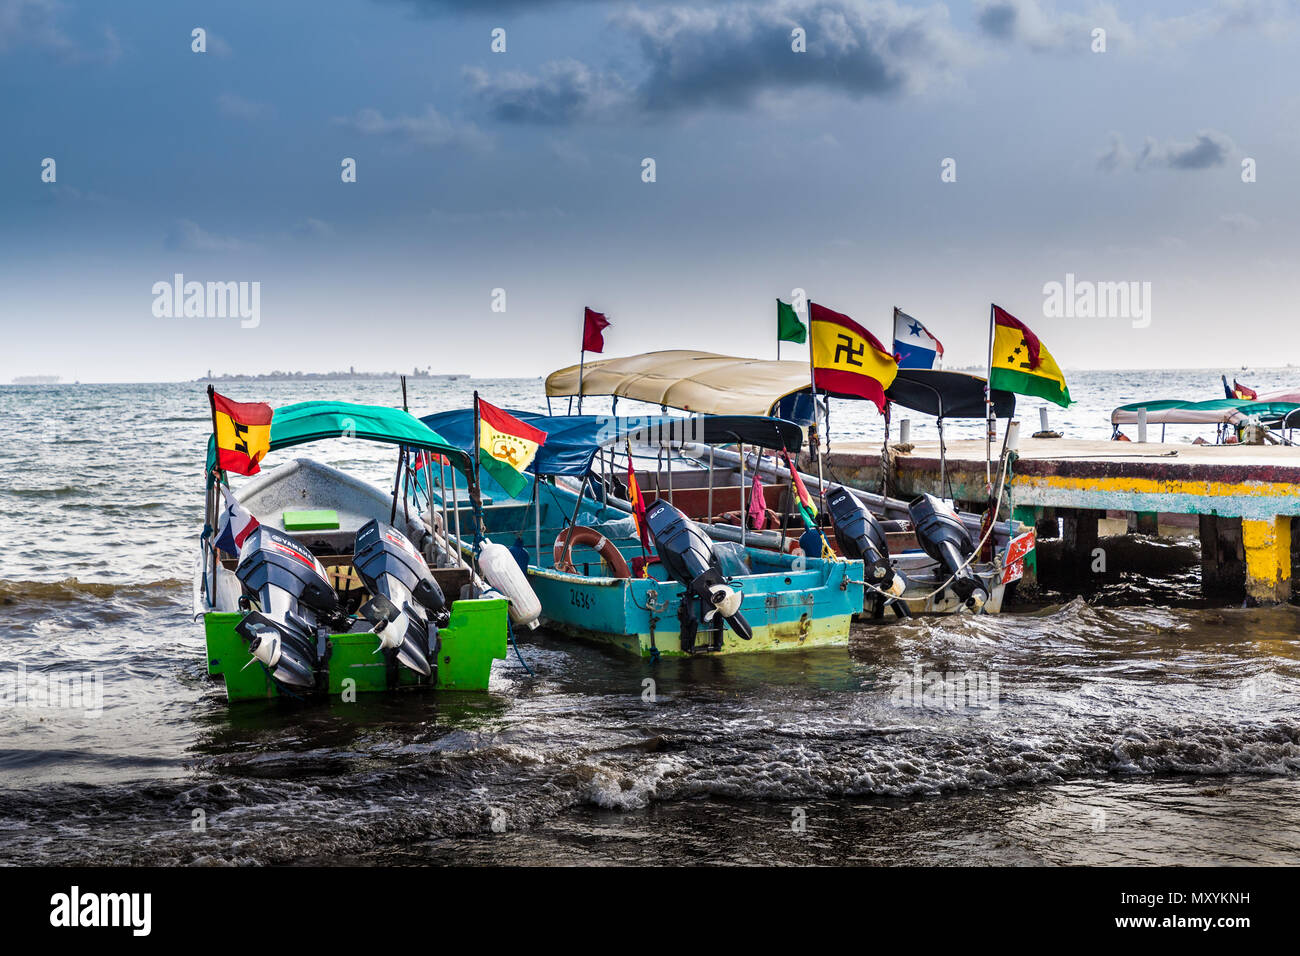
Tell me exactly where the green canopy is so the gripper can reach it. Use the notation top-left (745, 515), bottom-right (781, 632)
top-left (1111, 398), bottom-right (1300, 426)
top-left (205, 400), bottom-right (472, 477)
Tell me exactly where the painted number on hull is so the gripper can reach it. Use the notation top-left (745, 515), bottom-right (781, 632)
top-left (569, 589), bottom-right (593, 610)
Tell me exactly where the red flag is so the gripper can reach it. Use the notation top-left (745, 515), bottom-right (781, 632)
top-left (1233, 379), bottom-right (1258, 400)
top-left (582, 307), bottom-right (610, 353)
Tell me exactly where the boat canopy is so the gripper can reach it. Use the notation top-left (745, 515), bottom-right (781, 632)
top-left (887, 368), bottom-right (1015, 419)
top-left (546, 350), bottom-right (810, 416)
top-left (546, 349), bottom-right (1015, 420)
top-left (1110, 398), bottom-right (1300, 427)
top-left (205, 401), bottom-right (472, 476)
top-left (421, 409), bottom-right (804, 479)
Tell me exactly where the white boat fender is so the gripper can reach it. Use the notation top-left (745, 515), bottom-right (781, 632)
top-left (477, 541), bottom-right (542, 629)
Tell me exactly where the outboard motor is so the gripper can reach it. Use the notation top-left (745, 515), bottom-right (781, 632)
top-left (908, 494), bottom-right (988, 611)
top-left (352, 519), bottom-right (445, 678)
top-left (643, 499), bottom-right (753, 650)
top-left (825, 485), bottom-right (909, 618)
top-left (233, 527), bottom-right (339, 690)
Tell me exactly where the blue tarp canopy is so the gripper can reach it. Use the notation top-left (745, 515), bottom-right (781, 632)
top-left (420, 409), bottom-right (803, 479)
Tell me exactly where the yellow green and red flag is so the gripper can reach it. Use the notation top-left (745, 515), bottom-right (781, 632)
top-left (476, 397), bottom-right (546, 498)
top-left (988, 306), bottom-right (1072, 408)
top-left (209, 387), bottom-right (272, 476)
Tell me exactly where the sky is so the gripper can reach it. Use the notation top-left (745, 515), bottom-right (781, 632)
top-left (2, 0), bottom-right (1299, 382)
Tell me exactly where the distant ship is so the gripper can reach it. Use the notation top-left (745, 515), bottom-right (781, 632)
top-left (11, 375), bottom-right (60, 384)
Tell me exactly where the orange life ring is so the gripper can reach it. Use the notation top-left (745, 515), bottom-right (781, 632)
top-left (553, 526), bottom-right (632, 578)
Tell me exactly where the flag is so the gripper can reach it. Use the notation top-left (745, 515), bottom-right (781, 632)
top-left (582, 307), bottom-right (610, 353)
top-left (777, 299), bottom-right (806, 344)
top-left (476, 397), bottom-right (546, 498)
top-left (781, 448), bottom-right (818, 524)
top-left (988, 305), bottom-right (1072, 408)
top-left (892, 308), bottom-right (944, 370)
top-left (748, 471), bottom-right (768, 531)
top-left (209, 388), bottom-right (272, 475)
top-left (625, 443), bottom-right (651, 555)
top-left (1233, 379), bottom-right (1258, 400)
top-left (809, 302), bottom-right (899, 413)
top-left (214, 485), bottom-right (260, 556)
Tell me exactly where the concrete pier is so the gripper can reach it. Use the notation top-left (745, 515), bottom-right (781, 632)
top-left (819, 438), bottom-right (1300, 604)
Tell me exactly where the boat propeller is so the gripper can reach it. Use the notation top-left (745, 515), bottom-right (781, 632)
top-left (703, 583), bottom-right (742, 621)
top-left (359, 593), bottom-right (433, 677)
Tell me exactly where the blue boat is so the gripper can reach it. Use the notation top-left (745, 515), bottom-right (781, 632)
top-left (414, 410), bottom-right (865, 657)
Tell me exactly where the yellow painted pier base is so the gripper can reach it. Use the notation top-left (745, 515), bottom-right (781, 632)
top-left (1242, 517), bottom-right (1292, 604)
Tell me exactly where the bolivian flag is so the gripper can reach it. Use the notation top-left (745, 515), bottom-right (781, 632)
top-left (809, 302), bottom-right (898, 413)
top-left (477, 397), bottom-right (546, 498)
top-left (209, 387), bottom-right (272, 476)
top-left (988, 305), bottom-right (1072, 408)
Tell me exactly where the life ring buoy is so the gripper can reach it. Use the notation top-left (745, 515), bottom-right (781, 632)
top-left (553, 526), bottom-right (632, 578)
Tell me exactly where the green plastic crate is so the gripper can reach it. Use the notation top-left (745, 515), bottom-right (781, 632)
top-left (282, 509), bottom-right (340, 531)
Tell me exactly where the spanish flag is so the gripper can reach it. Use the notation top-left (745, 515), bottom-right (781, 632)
top-left (809, 302), bottom-right (898, 413)
top-left (209, 387), bottom-right (272, 476)
top-left (476, 396), bottom-right (546, 498)
top-left (987, 305), bottom-right (1072, 408)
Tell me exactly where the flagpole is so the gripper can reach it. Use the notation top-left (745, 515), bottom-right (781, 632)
top-left (576, 348), bottom-right (586, 415)
top-left (806, 302), bottom-right (826, 512)
top-left (205, 385), bottom-right (222, 598)
top-left (776, 298), bottom-right (781, 361)
top-left (985, 303), bottom-right (995, 486)
top-left (471, 390), bottom-right (485, 546)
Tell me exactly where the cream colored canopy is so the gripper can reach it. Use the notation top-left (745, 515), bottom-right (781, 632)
top-left (545, 349), bottom-right (811, 416)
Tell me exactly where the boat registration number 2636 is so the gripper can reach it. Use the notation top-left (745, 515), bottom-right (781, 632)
top-left (569, 589), bottom-right (594, 610)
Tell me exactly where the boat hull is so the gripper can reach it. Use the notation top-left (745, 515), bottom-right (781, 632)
top-left (204, 597), bottom-right (509, 702)
top-left (525, 560), bottom-right (861, 658)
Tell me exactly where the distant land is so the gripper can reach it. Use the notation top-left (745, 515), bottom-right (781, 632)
top-left (197, 367), bottom-right (467, 383)
top-left (11, 375), bottom-right (61, 384)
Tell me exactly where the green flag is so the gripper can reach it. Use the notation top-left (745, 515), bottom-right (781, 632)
top-left (777, 299), bottom-right (806, 344)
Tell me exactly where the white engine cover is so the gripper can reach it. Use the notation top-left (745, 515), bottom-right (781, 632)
top-left (477, 541), bottom-right (542, 629)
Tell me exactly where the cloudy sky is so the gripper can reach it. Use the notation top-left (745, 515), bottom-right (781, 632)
top-left (3, 0), bottom-right (1298, 381)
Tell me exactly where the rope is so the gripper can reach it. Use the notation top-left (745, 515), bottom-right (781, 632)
top-left (505, 617), bottom-right (534, 676)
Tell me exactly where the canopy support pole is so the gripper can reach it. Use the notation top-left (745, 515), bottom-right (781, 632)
top-left (739, 442), bottom-right (747, 549)
top-left (707, 446), bottom-right (714, 521)
top-left (533, 477), bottom-right (542, 568)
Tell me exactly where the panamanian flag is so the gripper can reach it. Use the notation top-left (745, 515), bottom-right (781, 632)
top-left (214, 485), bottom-right (260, 556)
top-left (892, 308), bottom-right (944, 370)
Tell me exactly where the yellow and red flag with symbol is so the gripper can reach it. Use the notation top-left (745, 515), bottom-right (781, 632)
top-left (476, 396), bottom-right (546, 498)
top-left (209, 387), bottom-right (272, 476)
top-left (809, 302), bottom-right (898, 413)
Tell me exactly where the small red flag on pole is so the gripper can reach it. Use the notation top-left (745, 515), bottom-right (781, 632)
top-left (576, 307), bottom-right (610, 414)
top-left (582, 307), bottom-right (610, 353)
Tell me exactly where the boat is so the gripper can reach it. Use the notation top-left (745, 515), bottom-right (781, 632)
top-left (416, 408), bottom-right (866, 657)
top-left (542, 350), bottom-right (1035, 614)
top-left (197, 400), bottom-right (519, 702)
top-left (1111, 398), bottom-right (1300, 444)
